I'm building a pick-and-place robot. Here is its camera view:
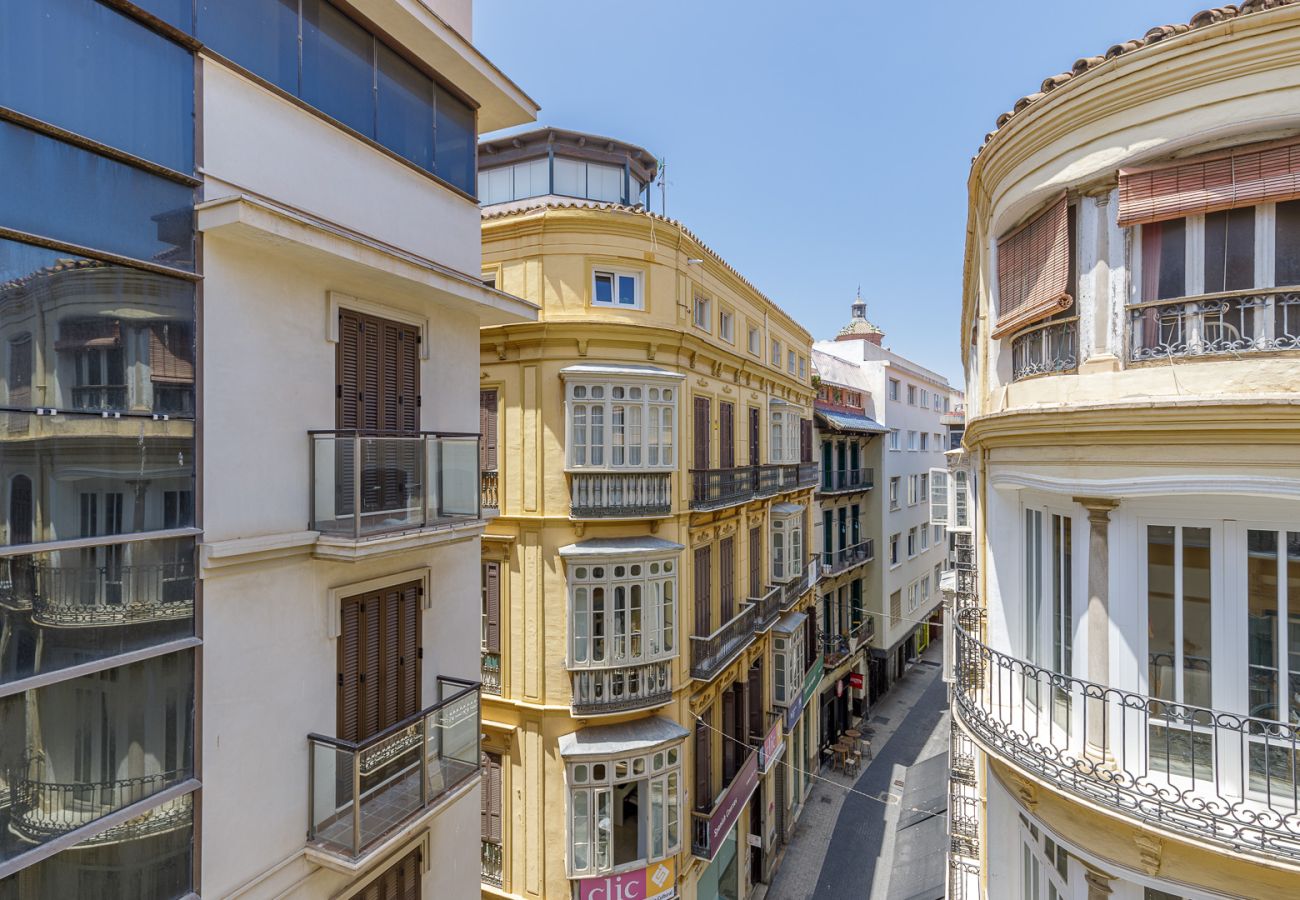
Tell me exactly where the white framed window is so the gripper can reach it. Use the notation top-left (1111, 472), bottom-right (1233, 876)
top-left (920, 472), bottom-right (929, 502)
top-left (719, 308), bottom-right (734, 343)
top-left (888, 429), bottom-right (900, 452)
top-left (768, 407), bottom-right (799, 464)
top-left (934, 432), bottom-right (943, 450)
top-left (770, 507), bottom-right (805, 582)
top-left (929, 468), bottom-right (949, 525)
top-left (787, 349), bottom-right (796, 374)
top-left (920, 432), bottom-right (929, 451)
top-left (919, 388), bottom-right (930, 408)
top-left (748, 325), bottom-right (761, 356)
top-left (934, 395), bottom-right (944, 411)
top-left (907, 384), bottom-right (917, 405)
top-left (567, 745), bottom-right (682, 877)
top-left (593, 269), bottom-right (642, 309)
top-left (567, 380), bottom-right (677, 469)
top-left (888, 378), bottom-right (900, 401)
top-left (889, 533), bottom-right (900, 566)
top-left (568, 556), bottom-right (677, 669)
top-left (907, 431), bottom-right (918, 451)
top-left (907, 527), bottom-right (917, 558)
top-left (954, 470), bottom-right (970, 529)
top-left (773, 624), bottom-right (806, 706)
top-left (798, 356), bottom-right (807, 379)
top-left (907, 580), bottom-right (918, 612)
top-left (920, 521), bottom-right (930, 551)
top-left (889, 476), bottom-right (900, 509)
top-left (770, 338), bottom-right (781, 366)
top-left (907, 475), bottom-right (918, 506)
top-left (934, 523), bottom-right (944, 545)
top-left (693, 296), bottom-right (711, 331)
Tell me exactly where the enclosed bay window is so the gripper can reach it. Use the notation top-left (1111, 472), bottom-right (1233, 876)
top-left (772, 612), bottom-right (807, 706)
top-left (770, 504), bottom-right (805, 583)
top-left (768, 405), bottom-right (799, 464)
top-left (564, 369), bottom-right (680, 469)
top-left (566, 744), bottom-right (682, 877)
top-left (568, 556), bottom-right (678, 668)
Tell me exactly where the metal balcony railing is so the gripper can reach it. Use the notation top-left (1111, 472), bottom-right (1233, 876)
top-left (750, 585), bottom-right (782, 631)
top-left (778, 560), bottom-right (817, 610)
top-left (690, 604), bottom-right (758, 681)
top-left (690, 466), bottom-right (755, 510)
top-left (821, 631), bottom-right (852, 668)
top-left (480, 470), bottom-right (499, 511)
top-left (480, 651), bottom-right (501, 696)
top-left (571, 659), bottom-right (673, 715)
top-left (0, 555), bottom-right (36, 612)
top-left (309, 431), bottom-right (481, 540)
top-left (481, 839), bottom-right (503, 887)
top-left (1129, 288), bottom-right (1300, 362)
top-left (10, 770), bottom-right (191, 843)
top-left (570, 471), bottom-right (671, 518)
top-left (818, 467), bottom-right (874, 495)
top-left (953, 624), bottom-right (1300, 864)
top-left (754, 465), bottom-right (781, 496)
top-left (820, 539), bottom-right (875, 577)
top-left (31, 561), bottom-right (193, 627)
top-left (1011, 317), bottom-right (1078, 380)
top-left (70, 384), bottom-right (128, 411)
top-left (308, 677), bottom-right (481, 860)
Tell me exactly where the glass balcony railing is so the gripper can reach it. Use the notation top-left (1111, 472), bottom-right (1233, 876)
top-left (307, 677), bottom-right (481, 861)
top-left (309, 431), bottom-right (481, 540)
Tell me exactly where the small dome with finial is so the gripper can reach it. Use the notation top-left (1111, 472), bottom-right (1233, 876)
top-left (836, 287), bottom-right (884, 345)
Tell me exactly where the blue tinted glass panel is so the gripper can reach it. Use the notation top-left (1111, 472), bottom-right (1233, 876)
top-left (302, 0), bottom-right (375, 140)
top-left (377, 44), bottom-right (433, 171)
top-left (130, 0), bottom-right (194, 32)
top-left (197, 0), bottom-right (298, 93)
top-left (594, 274), bottom-right (613, 304)
top-left (0, 809), bottom-right (193, 898)
top-left (0, 122), bottom-right (194, 269)
top-left (0, 0), bottom-right (194, 172)
top-left (0, 238), bottom-right (195, 414)
top-left (434, 83), bottom-right (476, 194)
top-left (0, 650), bottom-right (194, 864)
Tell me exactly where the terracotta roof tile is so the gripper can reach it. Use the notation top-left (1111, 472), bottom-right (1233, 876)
top-left (977, 1), bottom-right (1297, 156)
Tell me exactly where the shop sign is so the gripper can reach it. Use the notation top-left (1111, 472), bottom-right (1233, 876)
top-left (760, 715), bottom-right (784, 773)
top-left (849, 672), bottom-right (865, 690)
top-left (578, 858), bottom-right (676, 900)
top-left (701, 749), bottom-right (759, 861)
top-left (835, 679), bottom-right (843, 698)
top-left (786, 655), bottom-right (824, 732)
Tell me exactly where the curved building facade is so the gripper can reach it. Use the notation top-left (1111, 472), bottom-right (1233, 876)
top-left (957, 4), bottom-right (1300, 898)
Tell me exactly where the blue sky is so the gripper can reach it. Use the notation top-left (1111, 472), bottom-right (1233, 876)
top-left (474, 0), bottom-right (1201, 384)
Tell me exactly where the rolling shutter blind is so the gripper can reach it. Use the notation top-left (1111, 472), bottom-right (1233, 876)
top-left (483, 561), bottom-right (501, 653)
top-left (719, 401), bottom-right (734, 469)
top-left (149, 322), bottom-right (194, 384)
top-left (1118, 138), bottom-right (1300, 228)
top-left (693, 397), bottom-right (711, 470)
top-left (719, 537), bottom-right (734, 622)
top-left (694, 545), bottom-right (712, 637)
top-left (480, 390), bottom-right (498, 471)
top-left (993, 194), bottom-right (1072, 339)
top-left (55, 318), bottom-right (120, 350)
top-left (481, 751), bottom-right (503, 843)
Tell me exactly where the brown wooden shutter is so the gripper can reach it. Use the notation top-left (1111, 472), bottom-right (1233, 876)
top-left (361, 846), bottom-right (421, 900)
top-left (694, 545), bottom-right (712, 638)
top-left (483, 561), bottom-right (501, 653)
top-left (803, 614), bottom-right (817, 669)
top-left (149, 322), bottom-right (195, 384)
top-left (721, 689), bottom-right (737, 779)
top-left (397, 582), bottom-right (421, 721)
top-left (480, 389), bottom-right (498, 471)
top-left (338, 598), bottom-right (362, 742)
top-left (338, 583), bottom-right (421, 744)
top-left (337, 310), bottom-right (418, 434)
top-left (360, 595), bottom-right (382, 739)
top-left (695, 713), bottom-right (711, 809)
top-left (482, 750), bottom-right (503, 843)
top-left (337, 311), bottom-right (362, 431)
top-left (719, 402), bottom-right (734, 469)
top-left (748, 407), bottom-right (760, 466)
top-left (1119, 138), bottom-right (1300, 229)
top-left (749, 526), bottom-right (761, 597)
top-left (719, 536), bottom-right (734, 622)
top-left (747, 661), bottom-right (763, 737)
top-left (693, 397), bottom-right (711, 470)
top-left (993, 194), bottom-right (1072, 339)
top-left (800, 418), bottom-right (812, 463)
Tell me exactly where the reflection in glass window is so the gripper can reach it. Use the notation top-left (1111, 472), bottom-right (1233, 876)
top-left (0, 238), bottom-right (195, 414)
top-left (197, 0), bottom-right (299, 94)
top-left (0, 0), bottom-right (194, 173)
top-left (0, 122), bottom-right (194, 270)
top-left (302, 0), bottom-right (376, 140)
top-left (434, 82), bottom-right (476, 196)
top-left (0, 536), bottom-right (195, 685)
top-left (0, 649), bottom-right (194, 864)
top-left (376, 44), bottom-right (434, 172)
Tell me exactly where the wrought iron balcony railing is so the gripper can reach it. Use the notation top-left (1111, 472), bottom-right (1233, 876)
top-left (480, 470), bottom-right (499, 511)
top-left (820, 539), bottom-right (875, 577)
top-left (1129, 288), bottom-right (1300, 362)
top-left (570, 471), bottom-right (671, 518)
top-left (31, 561), bottom-right (193, 627)
top-left (1011, 317), bottom-right (1078, 380)
top-left (571, 659), bottom-right (673, 715)
top-left (309, 431), bottom-right (481, 541)
top-left (754, 464), bottom-right (781, 496)
top-left (481, 839), bottom-right (503, 887)
top-left (308, 677), bottom-right (481, 860)
top-left (481, 651), bottom-right (501, 696)
top-left (821, 631), bottom-right (852, 668)
top-left (0, 555), bottom-right (35, 612)
top-left (70, 384), bottom-right (129, 411)
top-left (953, 624), bottom-right (1300, 864)
top-left (750, 585), bottom-right (782, 631)
top-left (690, 466), bottom-right (755, 511)
top-left (10, 770), bottom-right (191, 843)
top-left (690, 603), bottom-right (758, 681)
top-left (778, 560), bottom-right (817, 611)
top-left (818, 467), bottom-right (874, 495)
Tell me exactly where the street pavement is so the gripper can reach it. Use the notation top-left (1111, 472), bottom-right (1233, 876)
top-left (765, 641), bottom-right (951, 900)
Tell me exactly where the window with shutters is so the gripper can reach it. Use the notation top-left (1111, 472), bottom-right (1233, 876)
top-left (770, 507), bottom-right (805, 583)
top-left (719, 537), bottom-right (735, 622)
top-left (481, 750), bottom-right (503, 850)
top-left (693, 545), bottom-right (712, 638)
top-left (481, 561), bottom-right (500, 654)
top-left (336, 309), bottom-right (420, 434)
top-left (337, 582), bottom-right (422, 743)
top-left (749, 525), bottom-right (762, 597)
top-left (568, 556), bottom-right (677, 668)
top-left (718, 401), bottom-right (735, 469)
top-left (768, 408), bottom-right (799, 464)
top-left (566, 380), bottom-right (676, 469)
top-left (479, 390), bottom-right (498, 473)
top-left (567, 745), bottom-right (681, 877)
top-left (993, 195), bottom-right (1075, 339)
top-left (362, 846), bottom-right (421, 900)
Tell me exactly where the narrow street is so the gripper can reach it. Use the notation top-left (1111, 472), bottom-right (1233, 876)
top-left (766, 641), bottom-right (950, 900)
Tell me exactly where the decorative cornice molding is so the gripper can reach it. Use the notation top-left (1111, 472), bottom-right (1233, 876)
top-left (993, 471), bottom-right (1300, 499)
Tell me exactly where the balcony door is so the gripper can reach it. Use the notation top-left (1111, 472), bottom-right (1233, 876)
top-left (338, 581), bottom-right (422, 744)
top-left (336, 310), bottom-right (420, 520)
top-left (693, 397), bottom-right (711, 471)
top-left (719, 402), bottom-right (734, 469)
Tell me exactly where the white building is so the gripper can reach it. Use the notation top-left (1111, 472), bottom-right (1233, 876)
top-left (814, 299), bottom-right (959, 699)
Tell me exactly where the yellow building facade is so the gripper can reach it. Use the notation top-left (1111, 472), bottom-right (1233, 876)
top-left (475, 130), bottom-right (820, 900)
top-left (954, 4), bottom-right (1300, 899)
